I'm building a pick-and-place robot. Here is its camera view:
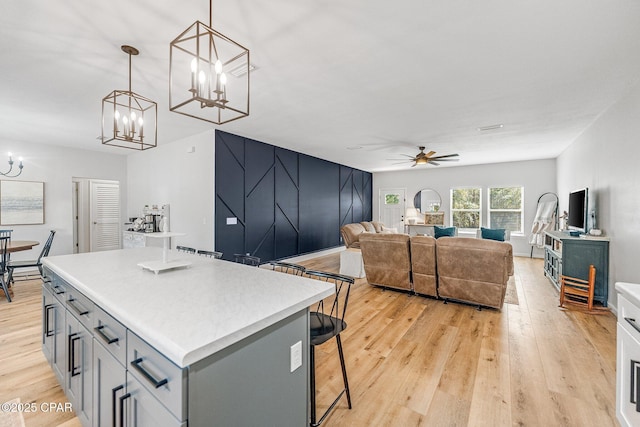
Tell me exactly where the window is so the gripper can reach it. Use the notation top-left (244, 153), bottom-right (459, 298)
top-left (451, 187), bottom-right (481, 230)
top-left (385, 193), bottom-right (400, 205)
top-left (488, 186), bottom-right (523, 233)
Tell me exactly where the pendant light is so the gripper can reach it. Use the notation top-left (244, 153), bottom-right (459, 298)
top-left (102, 45), bottom-right (158, 150)
top-left (169, 0), bottom-right (250, 125)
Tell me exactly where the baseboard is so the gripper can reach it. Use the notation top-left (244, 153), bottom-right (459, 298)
top-left (281, 246), bottom-right (345, 263)
top-left (12, 268), bottom-right (41, 281)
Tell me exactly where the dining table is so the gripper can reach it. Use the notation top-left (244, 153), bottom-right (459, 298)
top-left (6, 240), bottom-right (40, 253)
top-left (1, 240), bottom-right (40, 300)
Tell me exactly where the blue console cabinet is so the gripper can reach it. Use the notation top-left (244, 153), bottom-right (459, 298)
top-left (543, 230), bottom-right (610, 307)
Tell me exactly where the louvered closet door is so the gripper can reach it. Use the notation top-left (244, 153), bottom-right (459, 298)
top-left (90, 180), bottom-right (121, 252)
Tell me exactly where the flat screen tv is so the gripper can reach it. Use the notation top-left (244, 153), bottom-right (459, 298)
top-left (567, 188), bottom-right (588, 233)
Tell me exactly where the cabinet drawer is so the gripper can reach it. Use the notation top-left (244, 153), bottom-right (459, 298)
top-left (65, 286), bottom-right (95, 331)
top-left (48, 273), bottom-right (69, 304)
top-left (94, 306), bottom-right (127, 366)
top-left (619, 295), bottom-right (640, 341)
top-left (127, 331), bottom-right (187, 421)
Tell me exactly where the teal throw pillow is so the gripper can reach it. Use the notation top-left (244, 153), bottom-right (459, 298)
top-left (481, 227), bottom-right (505, 241)
top-left (434, 226), bottom-right (456, 239)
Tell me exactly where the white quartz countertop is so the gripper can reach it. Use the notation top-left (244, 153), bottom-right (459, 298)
top-left (616, 282), bottom-right (640, 308)
top-left (43, 248), bottom-right (335, 368)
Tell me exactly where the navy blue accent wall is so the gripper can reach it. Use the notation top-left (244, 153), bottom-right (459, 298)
top-left (214, 130), bottom-right (372, 262)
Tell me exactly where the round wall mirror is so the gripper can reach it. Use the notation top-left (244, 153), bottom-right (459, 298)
top-left (413, 188), bottom-right (441, 213)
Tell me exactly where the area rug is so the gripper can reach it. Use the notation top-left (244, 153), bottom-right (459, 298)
top-left (504, 277), bottom-right (519, 305)
top-left (0, 398), bottom-right (25, 427)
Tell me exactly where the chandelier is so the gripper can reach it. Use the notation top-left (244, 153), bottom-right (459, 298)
top-left (0, 153), bottom-right (23, 177)
top-left (169, 0), bottom-right (250, 125)
top-left (102, 45), bottom-right (157, 150)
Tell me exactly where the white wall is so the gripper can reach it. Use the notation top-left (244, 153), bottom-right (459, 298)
top-left (0, 141), bottom-right (127, 260)
top-left (557, 79), bottom-right (640, 308)
top-left (373, 159), bottom-right (557, 257)
top-left (126, 130), bottom-right (215, 251)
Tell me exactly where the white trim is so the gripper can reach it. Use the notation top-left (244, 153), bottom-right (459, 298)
top-left (282, 246), bottom-right (345, 263)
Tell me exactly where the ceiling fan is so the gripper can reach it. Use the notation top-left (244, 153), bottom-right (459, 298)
top-left (390, 146), bottom-right (460, 167)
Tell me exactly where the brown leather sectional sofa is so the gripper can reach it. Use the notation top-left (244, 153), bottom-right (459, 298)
top-left (359, 233), bottom-right (514, 310)
top-left (340, 221), bottom-right (391, 249)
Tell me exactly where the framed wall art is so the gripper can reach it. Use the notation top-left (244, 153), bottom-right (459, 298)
top-left (0, 180), bottom-right (45, 225)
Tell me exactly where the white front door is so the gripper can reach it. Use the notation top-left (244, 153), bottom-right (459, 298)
top-left (379, 188), bottom-right (406, 232)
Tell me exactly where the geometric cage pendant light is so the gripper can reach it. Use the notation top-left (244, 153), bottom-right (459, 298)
top-left (169, 0), bottom-right (250, 125)
top-left (102, 45), bottom-right (158, 150)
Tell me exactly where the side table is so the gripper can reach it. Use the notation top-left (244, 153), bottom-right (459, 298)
top-left (339, 248), bottom-right (365, 278)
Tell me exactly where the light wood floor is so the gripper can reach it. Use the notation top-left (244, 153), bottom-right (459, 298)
top-left (0, 256), bottom-right (618, 426)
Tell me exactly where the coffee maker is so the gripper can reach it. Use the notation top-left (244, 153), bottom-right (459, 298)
top-left (142, 204), bottom-right (170, 232)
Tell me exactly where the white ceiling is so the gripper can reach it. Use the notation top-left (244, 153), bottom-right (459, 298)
top-left (2, 1), bottom-right (640, 172)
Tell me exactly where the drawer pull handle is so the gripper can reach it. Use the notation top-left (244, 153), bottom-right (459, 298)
top-left (636, 362), bottom-right (640, 413)
top-left (625, 317), bottom-right (640, 335)
top-left (632, 360), bottom-right (639, 405)
top-left (112, 385), bottom-right (124, 427)
top-left (119, 392), bottom-right (131, 427)
top-left (52, 285), bottom-right (65, 295)
top-left (95, 325), bottom-right (119, 345)
top-left (69, 334), bottom-right (81, 377)
top-left (44, 304), bottom-right (55, 338)
top-left (68, 299), bottom-right (89, 316)
top-left (131, 357), bottom-right (168, 388)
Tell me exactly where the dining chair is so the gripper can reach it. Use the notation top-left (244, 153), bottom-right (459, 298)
top-left (233, 254), bottom-right (261, 266)
top-left (176, 246), bottom-right (196, 254)
top-left (304, 270), bottom-right (354, 426)
top-left (0, 236), bottom-right (11, 302)
top-left (0, 229), bottom-right (13, 263)
top-left (198, 249), bottom-right (223, 259)
top-left (268, 261), bottom-right (306, 276)
top-left (7, 230), bottom-right (56, 287)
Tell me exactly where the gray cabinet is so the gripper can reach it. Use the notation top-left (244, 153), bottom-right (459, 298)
top-left (43, 269), bottom-right (187, 427)
top-left (92, 340), bottom-right (126, 427)
top-left (65, 313), bottom-right (93, 426)
top-left (543, 230), bottom-right (610, 306)
top-left (42, 284), bottom-right (66, 384)
top-left (125, 374), bottom-right (185, 427)
top-left (43, 267), bottom-right (311, 426)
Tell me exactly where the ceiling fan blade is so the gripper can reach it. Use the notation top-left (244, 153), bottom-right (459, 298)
top-left (424, 150), bottom-right (436, 158)
top-left (430, 153), bottom-right (459, 160)
top-left (428, 161), bottom-right (440, 166)
top-left (411, 163), bottom-right (417, 167)
top-left (391, 161), bottom-right (412, 165)
top-left (430, 158), bottom-right (459, 162)
top-left (386, 158), bottom-right (413, 161)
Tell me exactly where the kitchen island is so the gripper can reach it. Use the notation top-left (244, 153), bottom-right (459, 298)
top-left (42, 247), bottom-right (334, 427)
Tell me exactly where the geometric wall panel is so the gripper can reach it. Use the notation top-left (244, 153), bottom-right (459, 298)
top-left (215, 130), bottom-right (372, 262)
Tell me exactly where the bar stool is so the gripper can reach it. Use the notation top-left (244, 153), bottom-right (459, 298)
top-left (269, 261), bottom-right (306, 276)
top-left (233, 254), bottom-right (261, 266)
top-left (305, 270), bottom-right (354, 426)
top-left (198, 249), bottom-right (223, 259)
top-left (176, 246), bottom-right (196, 254)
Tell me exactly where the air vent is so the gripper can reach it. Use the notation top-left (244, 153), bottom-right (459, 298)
top-left (477, 124), bottom-right (504, 131)
top-left (229, 63), bottom-right (256, 77)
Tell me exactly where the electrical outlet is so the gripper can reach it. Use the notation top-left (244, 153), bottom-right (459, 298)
top-left (290, 341), bottom-right (302, 372)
